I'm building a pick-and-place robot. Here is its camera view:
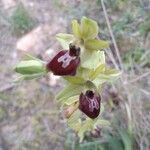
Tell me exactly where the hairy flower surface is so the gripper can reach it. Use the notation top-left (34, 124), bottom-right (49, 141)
top-left (79, 90), bottom-right (101, 119)
top-left (46, 45), bottom-right (80, 76)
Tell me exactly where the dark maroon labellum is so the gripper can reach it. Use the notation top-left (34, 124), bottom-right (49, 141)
top-left (79, 90), bottom-right (101, 119)
top-left (46, 45), bottom-right (80, 76)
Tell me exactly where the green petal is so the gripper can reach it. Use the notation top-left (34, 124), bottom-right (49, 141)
top-left (81, 17), bottom-right (99, 40)
top-left (72, 19), bottom-right (81, 39)
top-left (56, 33), bottom-right (74, 49)
top-left (84, 39), bottom-right (109, 50)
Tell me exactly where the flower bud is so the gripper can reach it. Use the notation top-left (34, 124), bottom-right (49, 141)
top-left (15, 60), bottom-right (45, 75)
top-left (46, 45), bottom-right (80, 76)
top-left (79, 90), bottom-right (101, 119)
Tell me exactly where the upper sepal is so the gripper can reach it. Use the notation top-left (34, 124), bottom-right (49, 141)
top-left (72, 20), bottom-right (81, 39)
top-left (81, 17), bottom-right (99, 40)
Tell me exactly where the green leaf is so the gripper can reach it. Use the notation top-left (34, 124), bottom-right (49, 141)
top-left (64, 76), bottom-right (86, 84)
top-left (72, 19), bottom-right (81, 39)
top-left (84, 39), bottom-right (109, 50)
top-left (56, 84), bottom-right (83, 102)
top-left (89, 64), bottom-right (105, 80)
top-left (64, 95), bottom-right (79, 105)
top-left (15, 60), bottom-right (46, 75)
top-left (81, 50), bottom-right (105, 69)
top-left (81, 17), bottom-right (99, 40)
top-left (108, 136), bottom-right (124, 150)
top-left (119, 129), bottom-right (133, 150)
top-left (56, 33), bottom-right (74, 49)
top-left (139, 20), bottom-right (150, 37)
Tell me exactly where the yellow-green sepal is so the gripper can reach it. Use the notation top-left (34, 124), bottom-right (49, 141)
top-left (80, 16), bottom-right (99, 40)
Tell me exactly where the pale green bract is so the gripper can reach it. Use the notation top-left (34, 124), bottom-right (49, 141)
top-left (89, 64), bottom-right (106, 80)
top-left (67, 110), bottom-right (81, 131)
top-left (94, 119), bottom-right (111, 127)
top-left (56, 84), bottom-right (83, 103)
top-left (78, 118), bottom-right (96, 142)
top-left (64, 76), bottom-right (86, 84)
top-left (81, 51), bottom-right (105, 69)
top-left (92, 68), bottom-right (120, 89)
top-left (64, 95), bottom-right (79, 105)
top-left (67, 104), bottom-right (110, 142)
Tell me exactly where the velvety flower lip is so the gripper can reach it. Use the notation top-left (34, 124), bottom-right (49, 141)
top-left (79, 90), bottom-right (101, 119)
top-left (46, 45), bottom-right (80, 76)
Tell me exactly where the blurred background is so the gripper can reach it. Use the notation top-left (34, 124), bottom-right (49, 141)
top-left (0, 0), bottom-right (149, 149)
